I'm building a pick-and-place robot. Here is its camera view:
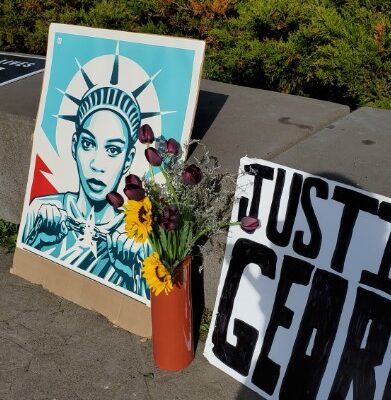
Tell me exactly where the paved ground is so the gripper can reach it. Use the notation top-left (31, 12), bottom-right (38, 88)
top-left (0, 247), bottom-right (261, 400)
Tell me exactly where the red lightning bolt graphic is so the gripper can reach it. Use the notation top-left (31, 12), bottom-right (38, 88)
top-left (30, 154), bottom-right (58, 203)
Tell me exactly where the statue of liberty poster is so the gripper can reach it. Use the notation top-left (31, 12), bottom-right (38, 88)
top-left (17, 24), bottom-right (205, 305)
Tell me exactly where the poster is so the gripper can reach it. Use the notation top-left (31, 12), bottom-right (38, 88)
top-left (17, 24), bottom-right (205, 305)
top-left (205, 157), bottom-right (391, 399)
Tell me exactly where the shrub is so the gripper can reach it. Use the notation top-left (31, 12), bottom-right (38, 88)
top-left (0, 219), bottom-right (19, 252)
top-left (0, 0), bottom-right (389, 108)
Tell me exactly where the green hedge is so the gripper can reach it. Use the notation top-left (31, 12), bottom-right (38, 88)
top-left (0, 0), bottom-right (390, 109)
top-left (0, 219), bottom-right (18, 252)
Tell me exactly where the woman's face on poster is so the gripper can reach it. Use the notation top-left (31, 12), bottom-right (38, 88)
top-left (74, 110), bottom-right (132, 202)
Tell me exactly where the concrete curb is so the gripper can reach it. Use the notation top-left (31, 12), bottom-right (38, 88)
top-left (0, 72), bottom-right (352, 309)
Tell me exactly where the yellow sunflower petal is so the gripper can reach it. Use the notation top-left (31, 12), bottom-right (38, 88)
top-left (124, 197), bottom-right (152, 243)
top-left (142, 252), bottom-right (173, 296)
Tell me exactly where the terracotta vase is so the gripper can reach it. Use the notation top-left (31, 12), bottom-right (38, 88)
top-left (151, 256), bottom-right (194, 371)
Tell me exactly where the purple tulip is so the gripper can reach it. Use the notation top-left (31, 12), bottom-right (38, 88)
top-left (165, 138), bottom-right (180, 156)
top-left (125, 174), bottom-right (142, 188)
top-left (145, 147), bottom-right (163, 166)
top-left (106, 192), bottom-right (124, 208)
top-left (182, 164), bottom-right (202, 185)
top-left (124, 184), bottom-right (146, 201)
top-left (138, 124), bottom-right (154, 144)
top-left (159, 205), bottom-right (179, 230)
top-left (240, 216), bottom-right (260, 232)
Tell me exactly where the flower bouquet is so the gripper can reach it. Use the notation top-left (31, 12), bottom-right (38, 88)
top-left (106, 124), bottom-right (259, 371)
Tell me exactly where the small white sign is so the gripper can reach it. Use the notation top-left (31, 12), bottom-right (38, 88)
top-left (0, 53), bottom-right (45, 85)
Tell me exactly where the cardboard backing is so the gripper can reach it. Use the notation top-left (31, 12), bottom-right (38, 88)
top-left (11, 24), bottom-right (206, 340)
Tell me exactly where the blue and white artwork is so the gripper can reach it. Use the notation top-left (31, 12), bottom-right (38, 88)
top-left (17, 24), bottom-right (205, 305)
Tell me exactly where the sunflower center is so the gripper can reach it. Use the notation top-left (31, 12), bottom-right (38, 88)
top-left (138, 206), bottom-right (147, 223)
top-left (155, 266), bottom-right (167, 282)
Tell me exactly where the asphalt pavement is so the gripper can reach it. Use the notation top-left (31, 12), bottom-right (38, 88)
top-left (0, 246), bottom-right (262, 400)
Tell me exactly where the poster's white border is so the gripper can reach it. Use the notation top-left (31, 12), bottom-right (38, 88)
top-left (16, 23), bottom-right (206, 306)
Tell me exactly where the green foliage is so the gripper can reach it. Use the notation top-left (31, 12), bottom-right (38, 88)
top-left (0, 0), bottom-right (390, 108)
top-left (0, 219), bottom-right (19, 253)
top-left (200, 308), bottom-right (213, 333)
top-left (199, 308), bottom-right (213, 340)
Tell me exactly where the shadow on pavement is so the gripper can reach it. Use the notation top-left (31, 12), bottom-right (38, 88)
top-left (188, 90), bottom-right (228, 157)
top-left (315, 171), bottom-right (360, 189)
top-left (191, 243), bottom-right (205, 352)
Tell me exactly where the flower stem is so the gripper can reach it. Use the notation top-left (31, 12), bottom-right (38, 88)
top-left (159, 166), bottom-right (180, 208)
top-left (149, 164), bottom-right (160, 195)
top-left (191, 221), bottom-right (240, 247)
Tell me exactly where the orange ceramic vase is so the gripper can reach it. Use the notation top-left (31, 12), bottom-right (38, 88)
top-left (151, 256), bottom-right (194, 371)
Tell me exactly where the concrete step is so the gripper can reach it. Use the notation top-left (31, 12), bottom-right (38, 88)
top-left (272, 106), bottom-right (391, 198)
top-left (203, 106), bottom-right (391, 308)
top-left (0, 73), bottom-right (350, 224)
top-left (0, 69), bottom-right (353, 310)
top-left (0, 73), bottom-right (42, 223)
top-left (192, 79), bottom-right (350, 172)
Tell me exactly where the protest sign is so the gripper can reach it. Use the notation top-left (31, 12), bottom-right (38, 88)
top-left (205, 157), bottom-right (391, 399)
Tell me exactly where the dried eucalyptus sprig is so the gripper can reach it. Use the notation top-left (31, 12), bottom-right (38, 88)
top-left (106, 128), bottom-right (260, 295)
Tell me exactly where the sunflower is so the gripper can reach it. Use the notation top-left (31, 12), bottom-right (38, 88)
top-left (124, 196), bottom-right (152, 243)
top-left (142, 252), bottom-right (173, 295)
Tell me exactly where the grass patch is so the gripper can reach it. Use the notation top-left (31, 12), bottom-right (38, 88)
top-left (0, 219), bottom-right (19, 252)
top-left (199, 307), bottom-right (213, 341)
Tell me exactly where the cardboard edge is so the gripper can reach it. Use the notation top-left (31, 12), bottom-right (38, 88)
top-left (11, 247), bottom-right (152, 338)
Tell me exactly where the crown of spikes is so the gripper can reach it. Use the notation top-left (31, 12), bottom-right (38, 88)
top-left (55, 42), bottom-right (174, 143)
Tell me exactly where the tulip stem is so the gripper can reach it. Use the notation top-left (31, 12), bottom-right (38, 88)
top-left (149, 165), bottom-right (160, 194)
top-left (191, 221), bottom-right (240, 247)
top-left (159, 166), bottom-right (181, 209)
